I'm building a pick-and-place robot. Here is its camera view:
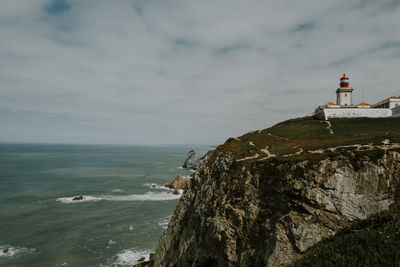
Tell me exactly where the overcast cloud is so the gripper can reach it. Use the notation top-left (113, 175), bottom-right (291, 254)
top-left (1, 0), bottom-right (400, 145)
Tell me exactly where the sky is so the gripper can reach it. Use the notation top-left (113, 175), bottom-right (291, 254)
top-left (1, 0), bottom-right (400, 145)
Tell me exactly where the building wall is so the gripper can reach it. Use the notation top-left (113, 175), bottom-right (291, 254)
top-left (338, 92), bottom-right (352, 106)
top-left (389, 100), bottom-right (400, 109)
top-left (314, 108), bottom-right (392, 120)
top-left (393, 109), bottom-right (400, 117)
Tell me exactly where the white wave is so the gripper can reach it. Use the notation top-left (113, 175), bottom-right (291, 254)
top-left (178, 166), bottom-right (183, 169)
top-left (57, 191), bottom-right (181, 204)
top-left (111, 189), bottom-right (124, 192)
top-left (56, 195), bottom-right (102, 203)
top-left (143, 183), bottom-right (169, 190)
top-left (158, 216), bottom-right (171, 230)
top-left (0, 245), bottom-right (35, 258)
top-left (113, 249), bottom-right (152, 266)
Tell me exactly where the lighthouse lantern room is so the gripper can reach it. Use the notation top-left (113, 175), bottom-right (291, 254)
top-left (336, 74), bottom-right (354, 106)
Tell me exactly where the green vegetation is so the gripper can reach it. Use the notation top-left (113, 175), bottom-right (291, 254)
top-left (208, 116), bottom-right (400, 164)
top-left (291, 209), bottom-right (400, 267)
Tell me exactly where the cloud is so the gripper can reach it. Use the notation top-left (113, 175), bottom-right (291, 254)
top-left (0, 0), bottom-right (400, 145)
top-left (292, 22), bottom-right (316, 32)
top-left (44, 0), bottom-right (71, 15)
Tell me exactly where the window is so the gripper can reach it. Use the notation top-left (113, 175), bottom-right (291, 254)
top-left (345, 93), bottom-right (347, 97)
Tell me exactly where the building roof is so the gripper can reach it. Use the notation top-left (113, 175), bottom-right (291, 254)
top-left (383, 96), bottom-right (400, 102)
top-left (325, 102), bottom-right (336, 105)
top-left (371, 96), bottom-right (400, 107)
top-left (357, 102), bottom-right (370, 106)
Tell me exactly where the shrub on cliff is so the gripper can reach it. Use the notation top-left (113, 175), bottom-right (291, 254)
top-left (292, 209), bottom-right (400, 266)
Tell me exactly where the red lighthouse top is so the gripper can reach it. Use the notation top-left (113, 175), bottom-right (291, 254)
top-left (340, 74), bottom-right (349, 88)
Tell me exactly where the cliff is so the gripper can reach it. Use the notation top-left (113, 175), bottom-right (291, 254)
top-left (152, 117), bottom-right (400, 266)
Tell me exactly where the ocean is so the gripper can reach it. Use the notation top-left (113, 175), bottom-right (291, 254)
top-left (0, 144), bottom-right (209, 267)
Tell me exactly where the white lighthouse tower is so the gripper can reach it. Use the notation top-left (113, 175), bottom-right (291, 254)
top-left (314, 73), bottom-right (393, 119)
top-left (336, 74), bottom-right (354, 106)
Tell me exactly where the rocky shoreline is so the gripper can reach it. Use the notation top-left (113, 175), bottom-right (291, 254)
top-left (164, 149), bottom-right (215, 192)
top-left (133, 149), bottom-right (214, 267)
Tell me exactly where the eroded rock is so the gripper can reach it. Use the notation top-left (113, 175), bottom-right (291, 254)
top-left (165, 175), bottom-right (191, 190)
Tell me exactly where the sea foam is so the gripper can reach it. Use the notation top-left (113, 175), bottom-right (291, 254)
top-left (0, 245), bottom-right (35, 258)
top-left (57, 191), bottom-right (181, 204)
top-left (113, 249), bottom-right (152, 266)
top-left (143, 183), bottom-right (170, 190)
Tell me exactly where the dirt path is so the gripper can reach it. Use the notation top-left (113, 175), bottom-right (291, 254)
top-left (283, 147), bottom-right (304, 157)
top-left (237, 153), bottom-right (260, 162)
top-left (323, 120), bottom-right (334, 135)
top-left (309, 140), bottom-right (400, 154)
top-left (256, 146), bottom-right (277, 161)
top-left (266, 132), bottom-right (289, 141)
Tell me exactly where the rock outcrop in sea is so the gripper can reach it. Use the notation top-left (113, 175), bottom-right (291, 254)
top-left (149, 117), bottom-right (400, 266)
top-left (182, 150), bottom-right (214, 170)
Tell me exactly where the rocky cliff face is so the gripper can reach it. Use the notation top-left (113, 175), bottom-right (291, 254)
top-left (152, 118), bottom-right (400, 266)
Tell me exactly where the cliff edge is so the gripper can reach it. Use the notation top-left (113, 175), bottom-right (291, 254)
top-left (152, 117), bottom-right (400, 266)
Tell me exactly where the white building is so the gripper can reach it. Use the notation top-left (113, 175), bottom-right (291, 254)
top-left (314, 74), bottom-right (394, 120)
top-left (392, 105), bottom-right (400, 117)
top-left (371, 96), bottom-right (400, 109)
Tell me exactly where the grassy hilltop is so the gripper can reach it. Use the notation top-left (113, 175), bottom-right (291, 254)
top-left (210, 116), bottom-right (400, 164)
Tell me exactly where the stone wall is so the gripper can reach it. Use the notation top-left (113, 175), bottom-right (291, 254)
top-left (314, 108), bottom-right (392, 120)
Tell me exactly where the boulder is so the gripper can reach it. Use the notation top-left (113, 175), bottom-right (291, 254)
top-left (138, 257), bottom-right (146, 262)
top-left (72, 195), bottom-right (84, 201)
top-left (165, 175), bottom-right (191, 190)
top-left (172, 189), bottom-right (180, 195)
top-left (3, 248), bottom-right (9, 254)
top-left (133, 261), bottom-right (151, 267)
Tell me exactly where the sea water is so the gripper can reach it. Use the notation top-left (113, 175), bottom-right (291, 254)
top-left (0, 144), bottom-right (209, 267)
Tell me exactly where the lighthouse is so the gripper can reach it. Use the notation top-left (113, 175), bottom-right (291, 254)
top-left (313, 73), bottom-right (395, 119)
top-left (336, 74), bottom-right (354, 106)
